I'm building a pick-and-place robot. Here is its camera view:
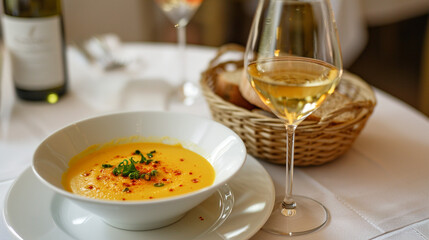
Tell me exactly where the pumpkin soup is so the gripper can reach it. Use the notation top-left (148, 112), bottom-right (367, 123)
top-left (62, 142), bottom-right (215, 201)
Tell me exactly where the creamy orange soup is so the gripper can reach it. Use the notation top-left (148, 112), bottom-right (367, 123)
top-left (62, 142), bottom-right (215, 201)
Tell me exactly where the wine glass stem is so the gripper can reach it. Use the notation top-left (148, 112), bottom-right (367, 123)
top-left (176, 25), bottom-right (187, 84)
top-left (283, 124), bottom-right (297, 210)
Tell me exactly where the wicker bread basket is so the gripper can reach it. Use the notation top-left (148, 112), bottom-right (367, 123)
top-left (201, 44), bottom-right (376, 166)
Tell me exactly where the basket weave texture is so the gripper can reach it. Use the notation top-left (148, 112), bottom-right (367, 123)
top-left (200, 44), bottom-right (377, 166)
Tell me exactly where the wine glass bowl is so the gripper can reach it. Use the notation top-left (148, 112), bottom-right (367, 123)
top-left (245, 0), bottom-right (342, 236)
top-left (156, 0), bottom-right (202, 27)
top-left (247, 57), bottom-right (340, 125)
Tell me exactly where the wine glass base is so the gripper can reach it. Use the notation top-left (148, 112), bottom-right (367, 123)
top-left (262, 195), bottom-right (328, 236)
top-left (175, 81), bottom-right (199, 106)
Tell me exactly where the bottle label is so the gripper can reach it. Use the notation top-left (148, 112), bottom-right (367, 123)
top-left (2, 15), bottom-right (65, 90)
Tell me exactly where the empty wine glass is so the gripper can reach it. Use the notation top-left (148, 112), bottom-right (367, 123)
top-left (245, 0), bottom-right (342, 236)
top-left (155, 0), bottom-right (204, 106)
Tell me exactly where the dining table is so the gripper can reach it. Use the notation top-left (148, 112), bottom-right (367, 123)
top-left (0, 42), bottom-right (429, 240)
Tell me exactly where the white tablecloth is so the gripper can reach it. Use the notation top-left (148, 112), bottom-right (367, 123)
top-left (0, 43), bottom-right (429, 240)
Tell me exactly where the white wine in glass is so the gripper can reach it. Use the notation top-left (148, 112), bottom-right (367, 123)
top-left (245, 0), bottom-right (342, 236)
top-left (155, 0), bottom-right (204, 105)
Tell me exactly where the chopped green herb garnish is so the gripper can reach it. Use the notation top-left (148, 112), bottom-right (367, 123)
top-left (122, 159), bottom-right (137, 177)
top-left (154, 183), bottom-right (164, 187)
top-left (129, 171), bottom-right (140, 179)
top-left (113, 168), bottom-right (121, 176)
top-left (141, 173), bottom-right (151, 181)
top-left (130, 157), bottom-right (139, 164)
top-left (135, 150), bottom-right (147, 163)
top-left (123, 187), bottom-right (130, 192)
top-left (135, 150), bottom-right (157, 164)
top-left (150, 170), bottom-right (158, 176)
top-left (111, 150), bottom-right (160, 181)
top-left (112, 158), bottom-right (138, 177)
top-left (102, 164), bottom-right (113, 168)
top-left (147, 150), bottom-right (156, 158)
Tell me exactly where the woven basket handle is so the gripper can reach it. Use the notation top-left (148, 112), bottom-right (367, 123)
top-left (207, 43), bottom-right (245, 68)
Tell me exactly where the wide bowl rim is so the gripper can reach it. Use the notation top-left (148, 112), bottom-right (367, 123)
top-left (32, 110), bottom-right (247, 206)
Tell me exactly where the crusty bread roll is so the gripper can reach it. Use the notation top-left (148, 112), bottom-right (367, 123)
top-left (308, 90), bottom-right (354, 123)
top-left (238, 68), bottom-right (272, 112)
top-left (214, 69), bottom-right (255, 110)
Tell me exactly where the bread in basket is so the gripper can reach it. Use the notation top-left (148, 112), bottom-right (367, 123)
top-left (201, 44), bottom-right (376, 166)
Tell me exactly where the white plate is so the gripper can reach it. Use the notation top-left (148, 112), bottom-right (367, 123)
top-left (4, 155), bottom-right (275, 240)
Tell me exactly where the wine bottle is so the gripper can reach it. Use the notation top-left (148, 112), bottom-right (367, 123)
top-left (2, 0), bottom-right (68, 102)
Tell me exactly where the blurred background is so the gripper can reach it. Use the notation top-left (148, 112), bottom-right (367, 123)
top-left (5, 0), bottom-right (429, 116)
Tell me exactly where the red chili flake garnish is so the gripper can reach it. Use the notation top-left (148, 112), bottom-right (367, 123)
top-left (179, 184), bottom-right (183, 187)
top-left (122, 198), bottom-right (126, 201)
top-left (149, 196), bottom-right (153, 199)
top-left (82, 172), bottom-right (91, 177)
top-left (153, 164), bottom-right (158, 168)
top-left (174, 170), bottom-right (182, 176)
top-left (199, 216), bottom-right (204, 221)
top-left (169, 188), bottom-right (174, 192)
top-left (162, 178), bottom-right (167, 181)
top-left (87, 185), bottom-right (94, 190)
top-left (96, 176), bottom-right (102, 180)
top-left (180, 158), bottom-right (184, 162)
top-left (115, 155), bottom-right (121, 158)
top-left (123, 183), bottom-right (131, 187)
top-left (192, 178), bottom-right (199, 183)
top-left (189, 172), bottom-right (193, 175)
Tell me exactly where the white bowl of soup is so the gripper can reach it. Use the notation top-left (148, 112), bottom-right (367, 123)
top-left (32, 111), bottom-right (246, 230)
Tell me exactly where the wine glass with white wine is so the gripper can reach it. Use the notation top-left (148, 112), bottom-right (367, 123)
top-left (245, 0), bottom-right (342, 236)
top-left (155, 0), bottom-right (204, 106)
